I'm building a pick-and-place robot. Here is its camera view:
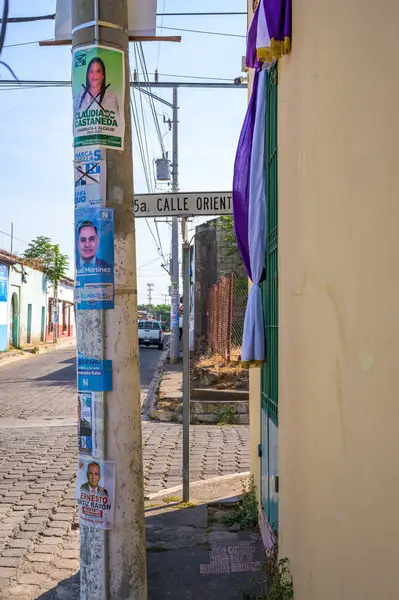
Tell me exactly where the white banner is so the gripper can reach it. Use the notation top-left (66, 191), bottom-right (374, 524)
top-left (55, 0), bottom-right (157, 40)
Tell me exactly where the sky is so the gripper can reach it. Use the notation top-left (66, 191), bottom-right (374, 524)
top-left (0, 0), bottom-right (248, 304)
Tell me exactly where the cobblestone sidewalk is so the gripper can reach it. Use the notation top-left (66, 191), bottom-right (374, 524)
top-left (0, 423), bottom-right (249, 599)
top-left (0, 348), bottom-right (249, 599)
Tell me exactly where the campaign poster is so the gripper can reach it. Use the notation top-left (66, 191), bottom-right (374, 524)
top-left (74, 147), bottom-right (106, 208)
top-left (76, 458), bottom-right (115, 530)
top-left (77, 352), bottom-right (113, 392)
top-left (75, 207), bottom-right (114, 310)
top-left (78, 392), bottom-right (94, 455)
top-left (73, 45), bottom-right (125, 150)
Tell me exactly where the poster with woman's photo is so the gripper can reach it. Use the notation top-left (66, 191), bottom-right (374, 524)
top-left (78, 392), bottom-right (93, 455)
top-left (73, 45), bottom-right (125, 150)
top-left (76, 458), bottom-right (115, 530)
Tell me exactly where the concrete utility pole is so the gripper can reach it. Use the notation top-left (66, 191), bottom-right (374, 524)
top-left (170, 87), bottom-right (180, 364)
top-left (72, 2), bottom-right (147, 599)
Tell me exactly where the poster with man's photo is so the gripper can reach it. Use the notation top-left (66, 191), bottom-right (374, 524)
top-left (75, 207), bottom-right (114, 310)
top-left (76, 458), bottom-right (115, 530)
top-left (78, 392), bottom-right (94, 455)
top-left (73, 45), bottom-right (125, 150)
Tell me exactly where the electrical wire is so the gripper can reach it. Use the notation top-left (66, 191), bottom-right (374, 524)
top-left (136, 43), bottom-right (166, 157)
top-left (0, 13), bottom-right (55, 23)
top-left (0, 229), bottom-right (30, 245)
top-left (0, 0), bottom-right (20, 83)
top-left (0, 0), bottom-right (9, 54)
top-left (157, 25), bottom-right (246, 38)
top-left (3, 38), bottom-right (51, 48)
top-left (130, 71), bottom-right (153, 193)
top-left (139, 256), bottom-right (163, 269)
top-left (156, 0), bottom-right (166, 69)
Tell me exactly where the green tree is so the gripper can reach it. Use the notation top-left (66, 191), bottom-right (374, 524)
top-left (23, 236), bottom-right (69, 342)
top-left (218, 216), bottom-right (239, 256)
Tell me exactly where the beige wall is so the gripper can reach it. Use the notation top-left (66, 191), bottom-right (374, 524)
top-left (278, 0), bottom-right (399, 598)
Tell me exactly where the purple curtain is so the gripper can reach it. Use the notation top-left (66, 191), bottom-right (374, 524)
top-left (246, 3), bottom-right (261, 69)
top-left (232, 69), bottom-right (260, 280)
top-left (264, 0), bottom-right (291, 44)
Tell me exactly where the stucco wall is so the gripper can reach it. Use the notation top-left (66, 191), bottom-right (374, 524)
top-left (9, 265), bottom-right (47, 346)
top-left (0, 264), bottom-right (9, 351)
top-left (0, 296), bottom-right (8, 351)
top-left (278, 0), bottom-right (399, 598)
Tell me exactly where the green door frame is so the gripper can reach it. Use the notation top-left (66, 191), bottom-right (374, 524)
top-left (40, 306), bottom-right (46, 342)
top-left (11, 292), bottom-right (20, 348)
top-left (261, 62), bottom-right (279, 533)
top-left (27, 304), bottom-right (32, 345)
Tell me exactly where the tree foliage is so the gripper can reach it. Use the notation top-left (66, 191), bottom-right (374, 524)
top-left (23, 236), bottom-right (69, 286)
top-left (218, 216), bottom-right (239, 256)
top-left (138, 303), bottom-right (171, 312)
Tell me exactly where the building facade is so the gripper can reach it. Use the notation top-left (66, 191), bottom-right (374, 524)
top-left (239, 0), bottom-right (399, 598)
top-left (0, 250), bottom-right (75, 350)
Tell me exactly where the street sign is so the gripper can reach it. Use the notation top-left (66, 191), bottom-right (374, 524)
top-left (134, 192), bottom-right (233, 218)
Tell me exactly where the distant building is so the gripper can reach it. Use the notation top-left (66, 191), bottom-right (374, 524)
top-left (0, 249), bottom-right (75, 351)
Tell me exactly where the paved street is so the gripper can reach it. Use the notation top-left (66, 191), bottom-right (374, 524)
top-left (0, 348), bottom-right (249, 599)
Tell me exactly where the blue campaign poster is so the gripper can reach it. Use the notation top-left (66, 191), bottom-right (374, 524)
top-left (75, 207), bottom-right (114, 310)
top-left (77, 352), bottom-right (113, 392)
top-left (0, 265), bottom-right (8, 302)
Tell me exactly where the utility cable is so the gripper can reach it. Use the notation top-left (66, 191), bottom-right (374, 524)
top-left (0, 0), bottom-right (20, 82)
top-left (0, 13), bottom-right (55, 23)
top-left (136, 43), bottom-right (166, 157)
top-left (156, 0), bottom-right (166, 69)
top-left (158, 25), bottom-right (246, 38)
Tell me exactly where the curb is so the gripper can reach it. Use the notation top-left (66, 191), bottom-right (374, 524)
top-left (0, 338), bottom-right (76, 369)
top-left (147, 471), bottom-right (250, 500)
top-left (141, 344), bottom-right (170, 417)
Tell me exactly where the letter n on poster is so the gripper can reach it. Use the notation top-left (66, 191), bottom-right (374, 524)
top-left (76, 458), bottom-right (115, 530)
top-left (75, 208), bottom-right (114, 310)
top-left (73, 45), bottom-right (125, 150)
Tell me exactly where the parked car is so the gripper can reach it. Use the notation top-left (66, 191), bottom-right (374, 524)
top-left (138, 319), bottom-right (164, 350)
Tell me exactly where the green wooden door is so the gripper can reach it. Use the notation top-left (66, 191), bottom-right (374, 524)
top-left (27, 304), bottom-right (32, 344)
top-left (261, 63), bottom-right (279, 534)
top-left (11, 292), bottom-right (20, 348)
top-left (40, 306), bottom-right (46, 342)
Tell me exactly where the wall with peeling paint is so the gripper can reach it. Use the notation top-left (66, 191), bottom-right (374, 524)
top-left (277, 0), bottom-right (399, 598)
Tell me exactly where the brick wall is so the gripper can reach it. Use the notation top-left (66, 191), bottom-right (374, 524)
top-left (194, 218), bottom-right (246, 349)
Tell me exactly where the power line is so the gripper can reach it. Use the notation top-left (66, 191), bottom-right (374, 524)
top-left (3, 38), bottom-right (50, 48)
top-left (157, 26), bottom-right (245, 38)
top-left (157, 12), bottom-right (247, 16)
top-left (0, 228), bottom-right (29, 245)
top-left (156, 0), bottom-right (166, 69)
top-left (0, 0), bottom-right (8, 54)
top-left (136, 43), bottom-right (166, 158)
top-left (139, 257), bottom-right (163, 269)
top-left (0, 13), bottom-right (55, 23)
top-left (0, 11), bottom-right (246, 23)
top-left (2, 27), bottom-right (246, 49)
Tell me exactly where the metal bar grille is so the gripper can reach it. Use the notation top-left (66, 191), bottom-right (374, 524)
top-left (262, 62), bottom-right (279, 427)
